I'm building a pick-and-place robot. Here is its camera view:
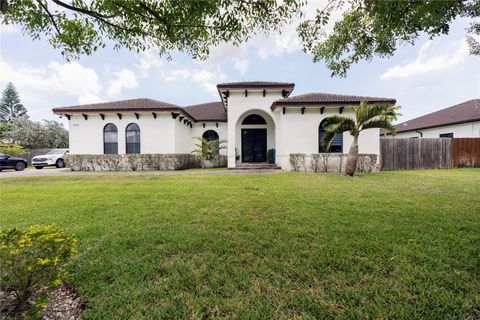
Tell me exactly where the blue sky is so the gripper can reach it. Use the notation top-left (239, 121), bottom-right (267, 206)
top-left (0, 4), bottom-right (479, 127)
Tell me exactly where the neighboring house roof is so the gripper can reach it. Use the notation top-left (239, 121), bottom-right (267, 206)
top-left (183, 101), bottom-right (227, 122)
top-left (271, 92), bottom-right (396, 110)
top-left (395, 99), bottom-right (480, 133)
top-left (217, 81), bottom-right (295, 91)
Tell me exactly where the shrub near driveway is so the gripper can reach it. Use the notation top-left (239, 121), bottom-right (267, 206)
top-left (0, 170), bottom-right (479, 319)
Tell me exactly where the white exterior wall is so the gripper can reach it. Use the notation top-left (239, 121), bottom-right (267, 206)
top-left (274, 107), bottom-right (379, 170)
top-left (394, 121), bottom-right (480, 138)
top-left (191, 122), bottom-right (228, 155)
top-left (173, 119), bottom-right (193, 153)
top-left (68, 112), bottom-right (175, 154)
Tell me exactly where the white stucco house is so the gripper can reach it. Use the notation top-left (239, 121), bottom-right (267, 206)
top-left (393, 99), bottom-right (480, 138)
top-left (53, 81), bottom-right (396, 170)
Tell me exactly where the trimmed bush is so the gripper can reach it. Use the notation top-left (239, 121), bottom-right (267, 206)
top-left (65, 154), bottom-right (205, 171)
top-left (0, 225), bottom-right (78, 317)
top-left (0, 143), bottom-right (26, 156)
top-left (289, 153), bottom-right (378, 173)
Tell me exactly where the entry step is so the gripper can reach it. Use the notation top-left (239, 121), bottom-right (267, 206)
top-left (231, 163), bottom-right (282, 170)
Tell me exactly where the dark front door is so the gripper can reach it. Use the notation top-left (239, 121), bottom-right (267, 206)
top-left (242, 129), bottom-right (267, 162)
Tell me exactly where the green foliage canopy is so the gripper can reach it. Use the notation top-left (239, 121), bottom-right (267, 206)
top-left (5, 117), bottom-right (69, 149)
top-left (298, 0), bottom-right (480, 77)
top-left (1, 1), bottom-right (478, 77)
top-left (0, 0), bottom-right (304, 60)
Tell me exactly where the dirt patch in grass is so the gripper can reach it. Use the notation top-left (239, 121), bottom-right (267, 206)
top-left (0, 283), bottom-right (85, 320)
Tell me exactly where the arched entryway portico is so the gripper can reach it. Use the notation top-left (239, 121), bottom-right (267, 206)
top-left (235, 110), bottom-right (276, 163)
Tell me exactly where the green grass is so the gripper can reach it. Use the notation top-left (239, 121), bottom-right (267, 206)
top-left (1, 170), bottom-right (479, 319)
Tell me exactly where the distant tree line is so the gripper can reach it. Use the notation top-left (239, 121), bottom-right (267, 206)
top-left (0, 82), bottom-right (68, 151)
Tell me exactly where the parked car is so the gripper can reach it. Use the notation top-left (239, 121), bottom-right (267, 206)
top-left (0, 153), bottom-right (28, 171)
top-left (32, 149), bottom-right (69, 169)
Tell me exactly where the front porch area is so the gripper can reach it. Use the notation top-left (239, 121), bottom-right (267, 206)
top-left (230, 110), bottom-right (277, 169)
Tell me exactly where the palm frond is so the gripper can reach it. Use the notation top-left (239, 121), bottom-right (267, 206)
top-left (355, 102), bottom-right (395, 125)
top-left (361, 119), bottom-right (397, 134)
top-left (322, 130), bottom-right (338, 151)
top-left (322, 115), bottom-right (355, 133)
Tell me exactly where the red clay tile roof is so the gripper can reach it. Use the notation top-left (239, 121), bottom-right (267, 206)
top-left (217, 81), bottom-right (295, 90)
top-left (52, 98), bottom-right (227, 122)
top-left (271, 92), bottom-right (396, 109)
top-left (52, 98), bottom-right (181, 113)
top-left (395, 99), bottom-right (480, 133)
top-left (183, 101), bottom-right (227, 122)
top-left (52, 98), bottom-right (199, 121)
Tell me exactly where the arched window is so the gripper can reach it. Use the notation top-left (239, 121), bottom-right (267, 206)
top-left (202, 130), bottom-right (220, 155)
top-left (242, 114), bottom-right (267, 125)
top-left (103, 123), bottom-right (118, 154)
top-left (202, 130), bottom-right (219, 141)
top-left (126, 123), bottom-right (140, 154)
top-left (319, 120), bottom-right (343, 153)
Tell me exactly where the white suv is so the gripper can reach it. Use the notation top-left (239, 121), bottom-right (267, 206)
top-left (32, 149), bottom-right (69, 169)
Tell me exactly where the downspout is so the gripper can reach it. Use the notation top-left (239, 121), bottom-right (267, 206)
top-left (415, 130), bottom-right (423, 137)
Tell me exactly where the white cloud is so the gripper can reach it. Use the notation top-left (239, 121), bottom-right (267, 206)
top-left (0, 59), bottom-right (102, 99)
top-left (135, 49), bottom-right (163, 77)
top-left (233, 59), bottom-right (250, 75)
top-left (252, 0), bottom-right (332, 60)
top-left (380, 39), bottom-right (470, 80)
top-left (106, 69), bottom-right (138, 96)
top-left (254, 24), bottom-right (303, 60)
top-left (165, 67), bottom-right (226, 96)
top-left (0, 58), bottom-right (103, 121)
top-left (78, 93), bottom-right (104, 104)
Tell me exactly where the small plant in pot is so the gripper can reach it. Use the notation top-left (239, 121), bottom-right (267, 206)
top-left (191, 137), bottom-right (227, 168)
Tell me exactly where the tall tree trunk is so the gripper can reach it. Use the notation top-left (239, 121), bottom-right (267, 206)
top-left (345, 138), bottom-right (359, 176)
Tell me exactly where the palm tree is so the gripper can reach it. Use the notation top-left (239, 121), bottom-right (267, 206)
top-left (191, 137), bottom-right (227, 160)
top-left (322, 101), bottom-right (400, 176)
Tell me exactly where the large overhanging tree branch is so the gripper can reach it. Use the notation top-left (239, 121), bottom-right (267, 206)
top-left (1, 0), bottom-right (478, 74)
top-left (298, 0), bottom-right (480, 77)
top-left (0, 0), bottom-right (305, 59)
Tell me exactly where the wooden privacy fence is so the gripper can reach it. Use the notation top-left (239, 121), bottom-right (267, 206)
top-left (381, 138), bottom-right (480, 170)
top-left (380, 138), bottom-right (455, 170)
top-left (453, 138), bottom-right (480, 167)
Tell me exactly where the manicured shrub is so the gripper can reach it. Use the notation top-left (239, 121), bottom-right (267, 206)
top-left (65, 154), bottom-right (206, 171)
top-left (0, 224), bottom-right (78, 317)
top-left (0, 142), bottom-right (26, 156)
top-left (290, 153), bottom-right (378, 173)
top-left (289, 153), bottom-right (307, 172)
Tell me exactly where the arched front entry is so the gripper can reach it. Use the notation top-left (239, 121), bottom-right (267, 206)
top-left (241, 114), bottom-right (267, 162)
top-left (235, 110), bottom-right (276, 163)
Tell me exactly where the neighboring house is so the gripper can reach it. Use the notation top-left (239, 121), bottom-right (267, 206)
top-left (393, 99), bottom-right (480, 138)
top-left (52, 81), bottom-right (395, 169)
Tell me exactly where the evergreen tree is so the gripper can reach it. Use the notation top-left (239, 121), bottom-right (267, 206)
top-left (0, 82), bottom-right (28, 122)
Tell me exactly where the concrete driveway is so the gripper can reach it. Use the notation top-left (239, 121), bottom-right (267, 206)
top-left (0, 167), bottom-right (281, 178)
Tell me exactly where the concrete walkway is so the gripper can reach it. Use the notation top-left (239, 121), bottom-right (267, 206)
top-left (0, 167), bottom-right (282, 179)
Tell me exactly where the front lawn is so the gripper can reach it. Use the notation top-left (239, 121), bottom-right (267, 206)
top-left (1, 170), bottom-right (479, 319)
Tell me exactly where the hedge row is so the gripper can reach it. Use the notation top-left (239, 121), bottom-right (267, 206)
top-left (289, 153), bottom-right (379, 173)
top-left (65, 154), bottom-right (207, 171)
